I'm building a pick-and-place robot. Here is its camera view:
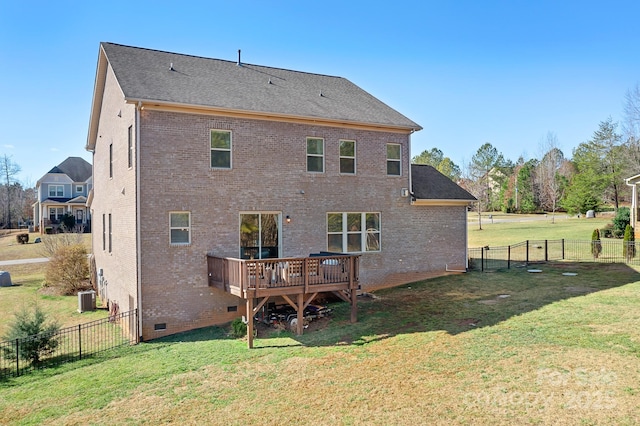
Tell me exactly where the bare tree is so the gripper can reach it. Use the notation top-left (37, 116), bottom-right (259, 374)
top-left (536, 132), bottom-right (565, 222)
top-left (0, 155), bottom-right (21, 228)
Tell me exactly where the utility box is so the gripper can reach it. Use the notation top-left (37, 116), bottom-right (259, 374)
top-left (78, 290), bottom-right (96, 313)
top-left (0, 271), bottom-right (11, 287)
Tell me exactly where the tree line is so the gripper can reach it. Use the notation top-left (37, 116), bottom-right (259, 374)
top-left (0, 154), bottom-right (36, 229)
top-left (413, 84), bottom-right (640, 216)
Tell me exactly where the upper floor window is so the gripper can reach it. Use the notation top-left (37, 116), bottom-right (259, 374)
top-left (339, 140), bottom-right (356, 174)
top-left (307, 137), bottom-right (324, 173)
top-left (170, 212), bottom-right (191, 245)
top-left (49, 185), bottom-right (64, 197)
top-left (128, 125), bottom-right (133, 168)
top-left (76, 185), bottom-right (83, 193)
top-left (211, 130), bottom-right (232, 169)
top-left (387, 143), bottom-right (401, 176)
top-left (327, 212), bottom-right (381, 253)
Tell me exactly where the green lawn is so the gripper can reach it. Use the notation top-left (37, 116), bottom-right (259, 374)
top-left (1, 262), bottom-right (639, 425)
top-left (468, 213), bottom-right (613, 247)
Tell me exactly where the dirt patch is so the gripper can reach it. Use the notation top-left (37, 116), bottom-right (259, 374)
top-left (564, 286), bottom-right (597, 294)
top-left (456, 318), bottom-right (480, 327)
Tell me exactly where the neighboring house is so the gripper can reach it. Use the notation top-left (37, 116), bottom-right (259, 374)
top-left (626, 173), bottom-right (640, 237)
top-left (86, 42), bottom-right (476, 341)
top-left (33, 157), bottom-right (92, 234)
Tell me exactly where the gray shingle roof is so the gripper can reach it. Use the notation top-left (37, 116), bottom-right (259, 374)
top-left (48, 157), bottom-right (92, 183)
top-left (100, 42), bottom-right (421, 130)
top-left (411, 164), bottom-right (476, 201)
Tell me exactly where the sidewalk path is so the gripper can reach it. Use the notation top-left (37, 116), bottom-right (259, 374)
top-left (0, 257), bottom-right (49, 266)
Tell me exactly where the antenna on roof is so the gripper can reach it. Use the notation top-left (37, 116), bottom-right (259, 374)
top-left (170, 62), bottom-right (174, 71)
top-left (237, 49), bottom-right (241, 66)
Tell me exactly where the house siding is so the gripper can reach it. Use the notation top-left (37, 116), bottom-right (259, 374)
top-left (90, 64), bottom-right (139, 318)
top-left (127, 109), bottom-right (468, 338)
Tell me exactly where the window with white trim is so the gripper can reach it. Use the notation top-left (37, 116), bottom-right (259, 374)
top-left (387, 143), bottom-right (401, 176)
top-left (307, 137), bottom-right (324, 172)
top-left (339, 140), bottom-right (356, 174)
top-left (327, 212), bottom-right (380, 253)
top-left (210, 130), bottom-right (232, 169)
top-left (76, 185), bottom-right (83, 193)
top-left (170, 212), bottom-right (191, 245)
top-left (49, 185), bottom-right (64, 197)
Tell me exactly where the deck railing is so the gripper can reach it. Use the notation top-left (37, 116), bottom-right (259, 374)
top-left (207, 254), bottom-right (359, 295)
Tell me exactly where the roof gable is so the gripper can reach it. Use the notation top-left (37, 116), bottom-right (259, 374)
top-left (55, 157), bottom-right (92, 182)
top-left (98, 42), bottom-right (421, 131)
top-left (411, 164), bottom-right (476, 203)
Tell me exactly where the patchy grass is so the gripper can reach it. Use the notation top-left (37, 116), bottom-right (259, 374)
top-left (0, 263), bottom-right (106, 338)
top-left (1, 262), bottom-right (639, 425)
top-left (0, 231), bottom-right (91, 261)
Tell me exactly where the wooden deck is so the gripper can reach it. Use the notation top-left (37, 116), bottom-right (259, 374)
top-left (207, 254), bottom-right (360, 348)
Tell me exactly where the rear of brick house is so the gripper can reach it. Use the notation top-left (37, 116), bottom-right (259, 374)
top-left (86, 42), bottom-right (475, 340)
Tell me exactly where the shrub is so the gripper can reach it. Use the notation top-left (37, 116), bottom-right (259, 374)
top-left (45, 244), bottom-right (90, 295)
top-left (623, 224), bottom-right (636, 260)
top-left (612, 207), bottom-right (630, 238)
top-left (16, 233), bottom-right (29, 244)
top-left (591, 229), bottom-right (602, 258)
top-left (230, 318), bottom-right (247, 338)
top-left (39, 227), bottom-right (85, 258)
top-left (600, 224), bottom-right (614, 238)
top-left (2, 304), bottom-right (60, 365)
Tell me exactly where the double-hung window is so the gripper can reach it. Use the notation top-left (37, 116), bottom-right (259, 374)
top-left (327, 212), bottom-right (380, 253)
top-left (307, 137), bottom-right (324, 172)
top-left (387, 143), bottom-right (401, 176)
top-left (170, 212), bottom-right (191, 245)
top-left (339, 140), bottom-right (356, 174)
top-left (49, 185), bottom-right (64, 197)
top-left (211, 130), bottom-right (232, 169)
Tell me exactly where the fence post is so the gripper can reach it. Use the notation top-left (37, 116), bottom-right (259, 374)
top-left (562, 239), bottom-right (565, 260)
top-left (481, 247), bottom-right (484, 272)
top-left (508, 245), bottom-right (511, 269)
top-left (526, 240), bottom-right (530, 265)
top-left (15, 338), bottom-right (19, 377)
top-left (78, 324), bottom-right (82, 360)
top-left (545, 240), bottom-right (548, 262)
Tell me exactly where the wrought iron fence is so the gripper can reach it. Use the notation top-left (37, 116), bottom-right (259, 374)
top-left (0, 309), bottom-right (138, 380)
top-left (469, 239), bottom-right (640, 271)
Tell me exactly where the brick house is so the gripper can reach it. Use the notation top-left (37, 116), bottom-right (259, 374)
top-left (86, 42), bottom-right (475, 341)
top-left (33, 157), bottom-right (92, 234)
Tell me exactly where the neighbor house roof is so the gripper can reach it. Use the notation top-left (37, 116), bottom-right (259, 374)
top-left (38, 157), bottom-right (92, 186)
top-left (411, 164), bottom-right (476, 206)
top-left (88, 42), bottom-right (421, 150)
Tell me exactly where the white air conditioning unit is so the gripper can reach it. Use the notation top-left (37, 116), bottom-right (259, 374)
top-left (78, 290), bottom-right (96, 313)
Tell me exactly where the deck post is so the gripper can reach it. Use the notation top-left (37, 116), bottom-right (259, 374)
top-left (247, 296), bottom-right (254, 349)
top-left (350, 257), bottom-right (357, 323)
top-left (296, 293), bottom-right (304, 335)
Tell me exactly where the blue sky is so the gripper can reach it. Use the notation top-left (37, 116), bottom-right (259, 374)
top-left (1, 0), bottom-right (639, 184)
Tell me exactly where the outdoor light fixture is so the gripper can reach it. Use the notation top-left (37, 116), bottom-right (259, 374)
top-left (286, 215), bottom-right (291, 223)
top-left (401, 188), bottom-right (409, 197)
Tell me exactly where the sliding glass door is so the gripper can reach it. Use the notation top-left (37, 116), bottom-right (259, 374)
top-left (240, 213), bottom-right (280, 259)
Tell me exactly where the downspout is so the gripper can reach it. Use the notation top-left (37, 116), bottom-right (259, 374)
top-left (135, 101), bottom-right (143, 341)
top-left (407, 129), bottom-right (414, 205)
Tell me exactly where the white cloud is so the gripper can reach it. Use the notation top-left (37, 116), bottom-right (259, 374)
top-left (50, 148), bottom-right (60, 152)
top-left (3, 144), bottom-right (14, 149)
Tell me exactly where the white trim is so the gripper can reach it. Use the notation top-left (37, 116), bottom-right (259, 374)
top-left (210, 129), bottom-right (232, 169)
top-left (327, 212), bottom-right (381, 253)
top-left (169, 211), bottom-right (191, 245)
top-left (386, 143), bottom-right (402, 176)
top-left (339, 139), bottom-right (356, 175)
top-left (306, 137), bottom-right (325, 173)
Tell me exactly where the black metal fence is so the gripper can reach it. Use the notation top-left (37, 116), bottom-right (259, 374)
top-left (469, 239), bottom-right (640, 271)
top-left (0, 309), bottom-right (138, 379)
